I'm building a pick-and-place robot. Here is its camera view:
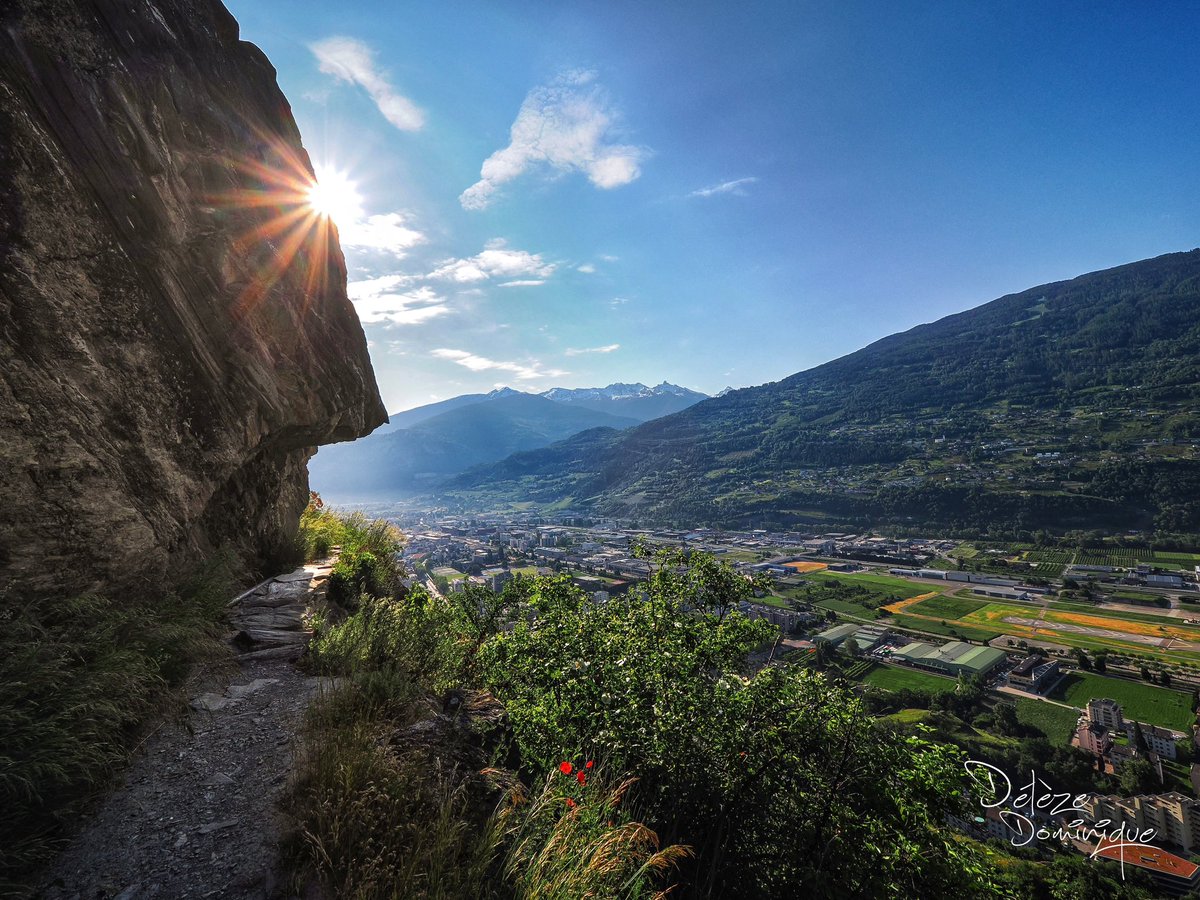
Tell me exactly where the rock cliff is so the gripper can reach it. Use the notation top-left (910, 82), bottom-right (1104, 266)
top-left (0, 0), bottom-right (387, 598)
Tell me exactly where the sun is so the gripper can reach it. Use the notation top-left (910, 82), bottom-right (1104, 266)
top-left (306, 165), bottom-right (363, 225)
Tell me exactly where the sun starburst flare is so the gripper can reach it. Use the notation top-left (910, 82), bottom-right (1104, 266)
top-left (209, 127), bottom-right (363, 320)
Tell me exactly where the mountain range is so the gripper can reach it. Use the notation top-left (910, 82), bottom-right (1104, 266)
top-left (309, 382), bottom-right (706, 499)
top-left (445, 250), bottom-right (1200, 537)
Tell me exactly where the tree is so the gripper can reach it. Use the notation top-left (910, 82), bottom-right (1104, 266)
top-left (1094, 651), bottom-right (1108, 675)
top-left (1118, 757), bottom-right (1159, 795)
top-left (1131, 721), bottom-right (1150, 754)
top-left (1074, 648), bottom-right (1092, 671)
top-left (993, 702), bottom-right (1020, 736)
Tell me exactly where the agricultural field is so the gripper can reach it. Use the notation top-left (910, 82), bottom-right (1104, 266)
top-left (810, 598), bottom-right (884, 620)
top-left (1047, 672), bottom-right (1195, 731)
top-left (808, 571), bottom-right (929, 598)
top-left (782, 561), bottom-right (828, 574)
top-left (887, 615), bottom-right (1003, 643)
top-left (858, 663), bottom-right (958, 694)
top-left (903, 595), bottom-right (989, 619)
top-left (1013, 699), bottom-right (1079, 745)
top-left (961, 602), bottom-right (1200, 660)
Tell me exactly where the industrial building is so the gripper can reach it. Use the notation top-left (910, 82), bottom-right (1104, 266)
top-left (892, 640), bottom-right (1007, 677)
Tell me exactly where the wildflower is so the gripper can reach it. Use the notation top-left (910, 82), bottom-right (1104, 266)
top-left (585, 760), bottom-right (594, 769)
top-left (576, 771), bottom-right (587, 786)
top-left (565, 798), bottom-right (576, 809)
top-left (559, 761), bottom-right (573, 775)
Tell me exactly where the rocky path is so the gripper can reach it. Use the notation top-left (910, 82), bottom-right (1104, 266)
top-left (39, 560), bottom-right (336, 900)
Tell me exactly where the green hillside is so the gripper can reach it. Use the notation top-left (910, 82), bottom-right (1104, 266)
top-left (447, 250), bottom-right (1200, 535)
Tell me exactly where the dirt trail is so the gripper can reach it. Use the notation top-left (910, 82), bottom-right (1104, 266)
top-left (38, 560), bottom-right (336, 900)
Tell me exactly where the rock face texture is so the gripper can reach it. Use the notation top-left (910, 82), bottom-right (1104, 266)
top-left (0, 0), bottom-right (387, 599)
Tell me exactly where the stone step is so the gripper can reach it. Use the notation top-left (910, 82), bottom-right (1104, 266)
top-left (236, 645), bottom-right (306, 662)
top-left (232, 627), bottom-right (310, 649)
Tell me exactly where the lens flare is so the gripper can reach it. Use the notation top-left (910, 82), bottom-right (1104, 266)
top-left (208, 125), bottom-right (361, 321)
top-left (306, 166), bottom-right (363, 226)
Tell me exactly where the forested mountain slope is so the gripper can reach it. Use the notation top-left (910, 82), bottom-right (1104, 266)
top-left (449, 250), bottom-right (1200, 536)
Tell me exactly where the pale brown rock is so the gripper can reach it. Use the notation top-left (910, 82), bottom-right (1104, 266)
top-left (0, 0), bottom-right (386, 600)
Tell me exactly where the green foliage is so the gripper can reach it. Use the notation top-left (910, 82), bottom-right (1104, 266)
top-left (482, 548), bottom-right (1001, 897)
top-left (308, 588), bottom-right (467, 694)
top-left (282, 707), bottom-right (506, 900)
top-left (305, 499), bottom-right (407, 610)
top-left (0, 555), bottom-right (234, 892)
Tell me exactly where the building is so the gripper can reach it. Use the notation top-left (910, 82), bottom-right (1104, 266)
top-left (1139, 723), bottom-right (1181, 761)
top-left (971, 585), bottom-right (1037, 602)
top-left (1077, 721), bottom-right (1114, 756)
top-left (1084, 793), bottom-right (1200, 854)
top-left (1089, 698), bottom-right (1126, 732)
top-left (1092, 837), bottom-right (1200, 896)
top-left (1008, 656), bottom-right (1062, 693)
top-left (892, 641), bottom-right (1007, 678)
top-left (814, 623), bottom-right (860, 648)
top-left (851, 624), bottom-right (892, 652)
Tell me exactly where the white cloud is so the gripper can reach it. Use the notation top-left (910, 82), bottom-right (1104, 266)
top-left (338, 212), bottom-right (426, 256)
top-left (432, 348), bottom-right (567, 381)
top-left (564, 343), bottom-right (620, 356)
top-left (348, 280), bottom-right (449, 326)
top-left (498, 279), bottom-right (546, 288)
top-left (610, 297), bottom-right (630, 307)
top-left (689, 177), bottom-right (758, 198)
top-left (460, 70), bottom-right (646, 210)
top-left (428, 241), bottom-right (556, 283)
top-left (577, 263), bottom-right (596, 274)
top-left (310, 37), bottom-right (425, 131)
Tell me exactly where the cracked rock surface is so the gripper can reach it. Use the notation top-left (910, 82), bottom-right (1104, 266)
top-left (0, 0), bottom-right (386, 601)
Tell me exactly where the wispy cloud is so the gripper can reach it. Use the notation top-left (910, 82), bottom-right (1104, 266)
top-left (339, 212), bottom-right (426, 256)
top-left (348, 278), bottom-right (449, 326)
top-left (498, 279), bottom-right (546, 288)
top-left (432, 348), bottom-right (567, 380)
top-left (428, 239), bottom-right (556, 283)
top-left (564, 343), bottom-right (620, 356)
top-left (460, 70), bottom-right (647, 210)
top-left (310, 37), bottom-right (425, 131)
top-left (689, 177), bottom-right (758, 198)
top-left (577, 263), bottom-right (596, 274)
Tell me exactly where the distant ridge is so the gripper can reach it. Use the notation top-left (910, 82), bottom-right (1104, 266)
top-left (448, 249), bottom-right (1200, 536)
top-left (310, 381), bottom-right (705, 500)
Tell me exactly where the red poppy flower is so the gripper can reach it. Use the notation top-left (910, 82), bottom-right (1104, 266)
top-left (565, 798), bottom-right (576, 808)
top-left (576, 771), bottom-right (587, 785)
top-left (585, 760), bottom-right (594, 769)
top-left (559, 761), bottom-right (573, 775)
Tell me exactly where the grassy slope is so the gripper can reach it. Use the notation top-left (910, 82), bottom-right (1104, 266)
top-left (1048, 672), bottom-right (1195, 731)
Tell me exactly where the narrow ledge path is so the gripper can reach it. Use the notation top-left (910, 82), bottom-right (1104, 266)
top-left (39, 558), bottom-right (336, 900)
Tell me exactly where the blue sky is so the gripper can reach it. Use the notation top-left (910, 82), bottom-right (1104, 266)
top-left (227, 0), bottom-right (1200, 414)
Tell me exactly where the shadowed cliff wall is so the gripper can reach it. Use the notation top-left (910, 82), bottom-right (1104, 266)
top-left (0, 0), bottom-right (387, 598)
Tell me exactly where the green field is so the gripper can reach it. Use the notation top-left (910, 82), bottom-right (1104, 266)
top-left (811, 598), bottom-right (884, 620)
top-left (809, 571), bottom-right (928, 599)
top-left (888, 614), bottom-right (1002, 643)
top-left (859, 663), bottom-right (958, 694)
top-left (1048, 672), bottom-right (1195, 731)
top-left (906, 595), bottom-right (989, 619)
top-left (1013, 699), bottom-right (1079, 744)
